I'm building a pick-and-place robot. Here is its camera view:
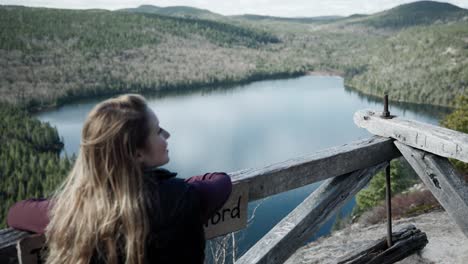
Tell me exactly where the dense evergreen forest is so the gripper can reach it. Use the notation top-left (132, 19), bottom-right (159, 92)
top-left (0, 6), bottom-right (297, 109)
top-left (0, 1), bottom-right (467, 109)
top-left (0, 104), bottom-right (72, 228)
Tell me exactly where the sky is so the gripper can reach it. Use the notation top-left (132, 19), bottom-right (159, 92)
top-left (1, 0), bottom-right (468, 17)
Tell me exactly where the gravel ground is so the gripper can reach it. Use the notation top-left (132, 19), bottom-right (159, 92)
top-left (285, 210), bottom-right (468, 264)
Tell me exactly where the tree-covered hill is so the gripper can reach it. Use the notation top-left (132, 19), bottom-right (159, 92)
top-left (0, 6), bottom-right (297, 109)
top-left (118, 4), bottom-right (343, 24)
top-left (0, 6), bottom-right (279, 52)
top-left (118, 4), bottom-right (224, 20)
top-left (0, 1), bottom-right (467, 109)
top-left (343, 21), bottom-right (468, 106)
top-left (231, 14), bottom-right (343, 24)
top-left (351, 1), bottom-right (468, 29)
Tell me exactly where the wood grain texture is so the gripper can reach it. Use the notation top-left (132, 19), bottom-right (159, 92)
top-left (235, 163), bottom-right (386, 264)
top-left (338, 225), bottom-right (428, 264)
top-left (395, 141), bottom-right (468, 238)
top-left (230, 136), bottom-right (399, 202)
top-left (354, 109), bottom-right (468, 162)
top-left (0, 228), bottom-right (30, 264)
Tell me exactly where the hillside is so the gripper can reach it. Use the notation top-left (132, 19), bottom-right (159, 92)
top-left (351, 1), bottom-right (468, 28)
top-left (0, 1), bottom-right (467, 109)
top-left (119, 4), bottom-right (343, 24)
top-left (0, 6), bottom-right (296, 109)
top-left (344, 21), bottom-right (468, 107)
top-left (118, 4), bottom-right (224, 20)
top-left (231, 14), bottom-right (342, 24)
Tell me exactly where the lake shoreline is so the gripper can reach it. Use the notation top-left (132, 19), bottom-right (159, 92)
top-left (27, 71), bottom-right (306, 114)
top-left (24, 69), bottom-right (456, 115)
top-left (306, 70), bottom-right (344, 77)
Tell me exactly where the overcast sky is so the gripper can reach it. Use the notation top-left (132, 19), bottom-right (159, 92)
top-left (1, 0), bottom-right (468, 17)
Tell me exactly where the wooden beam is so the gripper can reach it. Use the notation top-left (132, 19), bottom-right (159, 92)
top-left (0, 228), bottom-right (30, 264)
top-left (235, 163), bottom-right (386, 264)
top-left (354, 109), bottom-right (468, 162)
top-left (395, 142), bottom-right (468, 238)
top-left (230, 136), bottom-right (399, 202)
top-left (17, 234), bottom-right (45, 264)
top-left (337, 225), bottom-right (428, 264)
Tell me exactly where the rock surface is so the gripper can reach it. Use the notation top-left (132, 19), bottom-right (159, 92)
top-left (285, 210), bottom-right (468, 264)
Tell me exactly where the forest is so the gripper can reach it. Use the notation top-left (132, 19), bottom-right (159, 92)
top-left (0, 103), bottom-right (72, 228)
top-left (0, 1), bottom-right (467, 110)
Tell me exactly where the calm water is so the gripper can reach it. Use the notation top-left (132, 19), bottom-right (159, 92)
top-left (36, 75), bottom-right (448, 259)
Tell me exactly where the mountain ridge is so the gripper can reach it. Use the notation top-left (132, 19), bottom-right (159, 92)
top-left (352, 1), bottom-right (468, 28)
top-left (117, 1), bottom-right (468, 26)
top-left (117, 4), bottom-right (224, 20)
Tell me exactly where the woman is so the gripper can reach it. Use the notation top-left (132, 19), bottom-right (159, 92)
top-left (7, 94), bottom-right (232, 264)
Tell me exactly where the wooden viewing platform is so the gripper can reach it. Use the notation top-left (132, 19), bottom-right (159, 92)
top-left (1, 108), bottom-right (467, 264)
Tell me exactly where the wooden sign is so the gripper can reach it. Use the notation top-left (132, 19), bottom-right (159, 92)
top-left (204, 182), bottom-right (249, 239)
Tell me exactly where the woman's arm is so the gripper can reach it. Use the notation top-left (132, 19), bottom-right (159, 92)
top-left (185, 172), bottom-right (232, 223)
top-left (7, 198), bottom-right (51, 234)
top-left (7, 173), bottom-right (233, 232)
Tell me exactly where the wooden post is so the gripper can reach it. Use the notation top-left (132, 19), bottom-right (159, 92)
top-left (17, 234), bottom-right (45, 264)
top-left (395, 142), bottom-right (468, 238)
top-left (385, 163), bottom-right (392, 248)
top-left (354, 109), bottom-right (468, 162)
top-left (235, 163), bottom-right (387, 264)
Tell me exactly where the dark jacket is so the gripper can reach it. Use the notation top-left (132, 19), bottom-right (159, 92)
top-left (144, 168), bottom-right (208, 264)
top-left (7, 168), bottom-right (232, 264)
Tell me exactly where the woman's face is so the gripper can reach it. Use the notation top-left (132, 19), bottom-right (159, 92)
top-left (137, 109), bottom-right (170, 168)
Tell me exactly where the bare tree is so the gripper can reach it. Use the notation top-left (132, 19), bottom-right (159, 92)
top-left (208, 197), bottom-right (268, 264)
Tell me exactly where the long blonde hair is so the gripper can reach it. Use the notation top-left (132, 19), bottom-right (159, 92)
top-left (46, 94), bottom-right (151, 264)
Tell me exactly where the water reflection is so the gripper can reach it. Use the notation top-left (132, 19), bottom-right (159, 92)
top-left (343, 85), bottom-right (452, 120)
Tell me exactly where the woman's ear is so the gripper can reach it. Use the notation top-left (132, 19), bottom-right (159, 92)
top-left (135, 149), bottom-right (145, 164)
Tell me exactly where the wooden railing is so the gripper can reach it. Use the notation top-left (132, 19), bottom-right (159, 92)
top-left (1, 109), bottom-right (467, 264)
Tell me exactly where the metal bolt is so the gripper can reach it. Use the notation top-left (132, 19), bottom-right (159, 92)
top-left (382, 94), bottom-right (391, 118)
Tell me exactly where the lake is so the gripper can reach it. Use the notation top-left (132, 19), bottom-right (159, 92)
top-left (36, 75), bottom-right (448, 260)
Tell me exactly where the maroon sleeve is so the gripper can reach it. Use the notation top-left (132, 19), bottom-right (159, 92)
top-left (185, 172), bottom-right (232, 223)
top-left (7, 198), bottom-right (51, 234)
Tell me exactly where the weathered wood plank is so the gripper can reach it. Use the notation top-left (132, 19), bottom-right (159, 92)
top-left (395, 141), bottom-right (468, 238)
top-left (0, 228), bottom-right (30, 250)
top-left (0, 228), bottom-right (31, 264)
top-left (235, 163), bottom-right (386, 264)
top-left (354, 109), bottom-right (468, 162)
top-left (230, 136), bottom-right (399, 202)
top-left (337, 225), bottom-right (428, 264)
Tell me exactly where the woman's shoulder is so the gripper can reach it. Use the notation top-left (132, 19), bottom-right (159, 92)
top-left (144, 169), bottom-right (199, 217)
top-left (144, 168), bottom-right (193, 196)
